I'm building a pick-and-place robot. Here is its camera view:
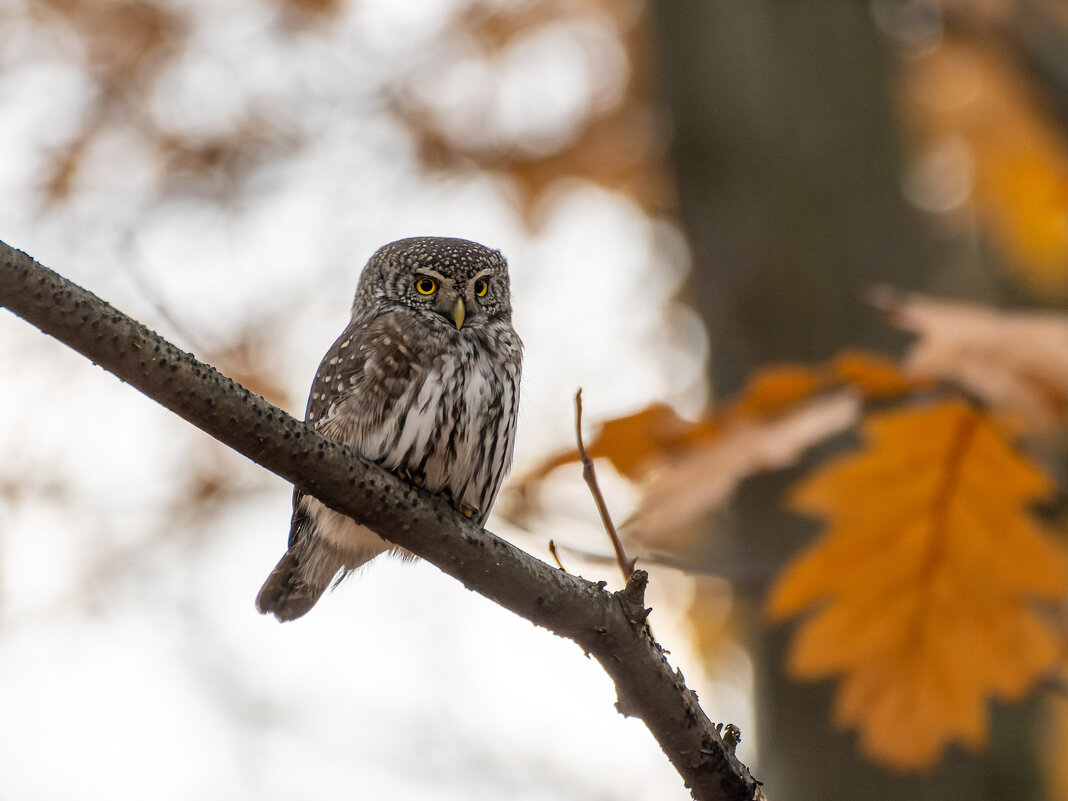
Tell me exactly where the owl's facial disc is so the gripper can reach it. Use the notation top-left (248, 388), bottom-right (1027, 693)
top-left (409, 263), bottom-right (500, 331)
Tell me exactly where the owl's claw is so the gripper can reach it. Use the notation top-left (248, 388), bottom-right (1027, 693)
top-left (394, 467), bottom-right (426, 487)
top-left (438, 488), bottom-right (478, 520)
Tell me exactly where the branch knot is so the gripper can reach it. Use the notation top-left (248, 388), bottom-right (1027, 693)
top-left (618, 568), bottom-right (650, 625)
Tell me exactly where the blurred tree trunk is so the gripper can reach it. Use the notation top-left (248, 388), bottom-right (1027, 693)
top-left (647, 4), bottom-right (1046, 801)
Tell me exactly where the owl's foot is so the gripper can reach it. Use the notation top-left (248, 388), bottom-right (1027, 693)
top-left (439, 488), bottom-right (478, 520)
top-left (393, 467), bottom-right (425, 487)
top-left (392, 469), bottom-right (472, 514)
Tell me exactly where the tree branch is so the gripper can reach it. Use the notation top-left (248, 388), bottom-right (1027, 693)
top-left (0, 240), bottom-right (765, 801)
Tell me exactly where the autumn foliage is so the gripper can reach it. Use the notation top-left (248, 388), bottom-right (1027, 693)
top-left (770, 400), bottom-right (1066, 768)
top-left (512, 294), bottom-right (1068, 770)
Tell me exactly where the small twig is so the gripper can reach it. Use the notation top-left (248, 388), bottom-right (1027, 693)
top-left (548, 539), bottom-right (568, 572)
top-left (574, 389), bottom-right (636, 583)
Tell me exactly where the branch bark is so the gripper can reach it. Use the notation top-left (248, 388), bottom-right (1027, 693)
top-left (0, 239), bottom-right (765, 801)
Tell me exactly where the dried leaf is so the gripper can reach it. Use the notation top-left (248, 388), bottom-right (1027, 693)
top-left (629, 391), bottom-right (860, 546)
top-left (499, 401), bottom-right (717, 528)
top-left (512, 402), bottom-right (720, 493)
top-left (768, 400), bottom-right (1067, 769)
top-left (829, 349), bottom-right (924, 399)
top-left (728, 365), bottom-right (830, 420)
top-left (507, 352), bottom-right (919, 539)
top-left (730, 352), bottom-right (920, 420)
top-left (586, 403), bottom-right (720, 481)
top-left (883, 290), bottom-right (1068, 429)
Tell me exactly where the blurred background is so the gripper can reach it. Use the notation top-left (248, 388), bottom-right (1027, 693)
top-left (1, 1), bottom-right (1067, 799)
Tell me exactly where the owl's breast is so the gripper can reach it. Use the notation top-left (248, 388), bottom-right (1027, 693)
top-left (318, 321), bottom-right (520, 522)
top-left (376, 333), bottom-right (520, 520)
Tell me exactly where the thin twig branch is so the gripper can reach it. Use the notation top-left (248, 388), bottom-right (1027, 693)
top-left (574, 389), bottom-right (636, 583)
top-left (547, 539), bottom-right (568, 572)
top-left (0, 241), bottom-right (765, 801)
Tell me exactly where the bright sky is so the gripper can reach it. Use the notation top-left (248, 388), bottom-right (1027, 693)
top-left (0, 1), bottom-right (751, 798)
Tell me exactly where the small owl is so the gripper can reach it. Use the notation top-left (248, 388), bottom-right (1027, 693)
top-left (256, 236), bottom-right (522, 621)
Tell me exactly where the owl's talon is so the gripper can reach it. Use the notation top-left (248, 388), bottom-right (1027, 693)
top-left (393, 468), bottom-right (427, 488)
top-left (436, 488), bottom-right (477, 519)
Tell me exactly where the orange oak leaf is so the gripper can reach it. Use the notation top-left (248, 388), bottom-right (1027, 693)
top-left (498, 402), bottom-right (721, 532)
top-left (727, 365), bottom-right (830, 419)
top-left (828, 349), bottom-right (925, 400)
top-left (512, 402), bottom-right (722, 489)
top-left (768, 400), bottom-right (1067, 769)
top-left (726, 351), bottom-right (919, 421)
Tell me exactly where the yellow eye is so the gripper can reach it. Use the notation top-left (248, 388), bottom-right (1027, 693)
top-left (474, 279), bottom-right (489, 297)
top-left (415, 277), bottom-right (437, 295)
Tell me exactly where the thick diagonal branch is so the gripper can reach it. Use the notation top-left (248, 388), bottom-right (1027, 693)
top-left (0, 240), bottom-right (764, 801)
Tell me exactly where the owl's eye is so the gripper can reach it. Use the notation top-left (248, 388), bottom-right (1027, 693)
top-left (415, 277), bottom-right (437, 295)
top-left (474, 279), bottom-right (489, 297)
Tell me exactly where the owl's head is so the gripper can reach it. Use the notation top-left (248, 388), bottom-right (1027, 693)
top-left (352, 236), bottom-right (513, 331)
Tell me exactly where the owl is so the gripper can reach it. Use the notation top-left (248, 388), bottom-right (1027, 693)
top-left (256, 236), bottom-right (522, 621)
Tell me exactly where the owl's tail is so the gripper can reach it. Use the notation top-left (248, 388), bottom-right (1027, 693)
top-left (255, 550), bottom-right (332, 622)
top-left (257, 497), bottom-right (397, 621)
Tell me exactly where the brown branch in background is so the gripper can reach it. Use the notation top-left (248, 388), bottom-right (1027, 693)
top-left (574, 388), bottom-right (636, 583)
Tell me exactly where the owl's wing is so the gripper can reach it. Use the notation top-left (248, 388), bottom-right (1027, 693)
top-left (287, 312), bottom-right (424, 549)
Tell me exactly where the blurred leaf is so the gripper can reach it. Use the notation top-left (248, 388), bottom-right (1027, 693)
top-left (154, 115), bottom-right (298, 200)
top-left (728, 365), bottom-right (829, 420)
top-left (507, 352), bottom-right (920, 543)
top-left (882, 289), bottom-right (1068, 429)
top-left (516, 402), bottom-right (720, 488)
top-left (829, 349), bottom-right (924, 399)
top-left (273, 0), bottom-right (341, 19)
top-left (215, 342), bottom-right (294, 411)
top-left (768, 399), bottom-right (1067, 769)
top-left (731, 352), bottom-right (921, 420)
top-left (585, 402), bottom-right (721, 481)
top-left (43, 0), bottom-right (186, 80)
top-left (394, 0), bottom-right (673, 218)
top-left (903, 31), bottom-right (1068, 293)
top-left (629, 390), bottom-right (860, 549)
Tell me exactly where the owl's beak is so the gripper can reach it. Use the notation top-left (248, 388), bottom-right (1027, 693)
top-left (451, 297), bottom-right (466, 330)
